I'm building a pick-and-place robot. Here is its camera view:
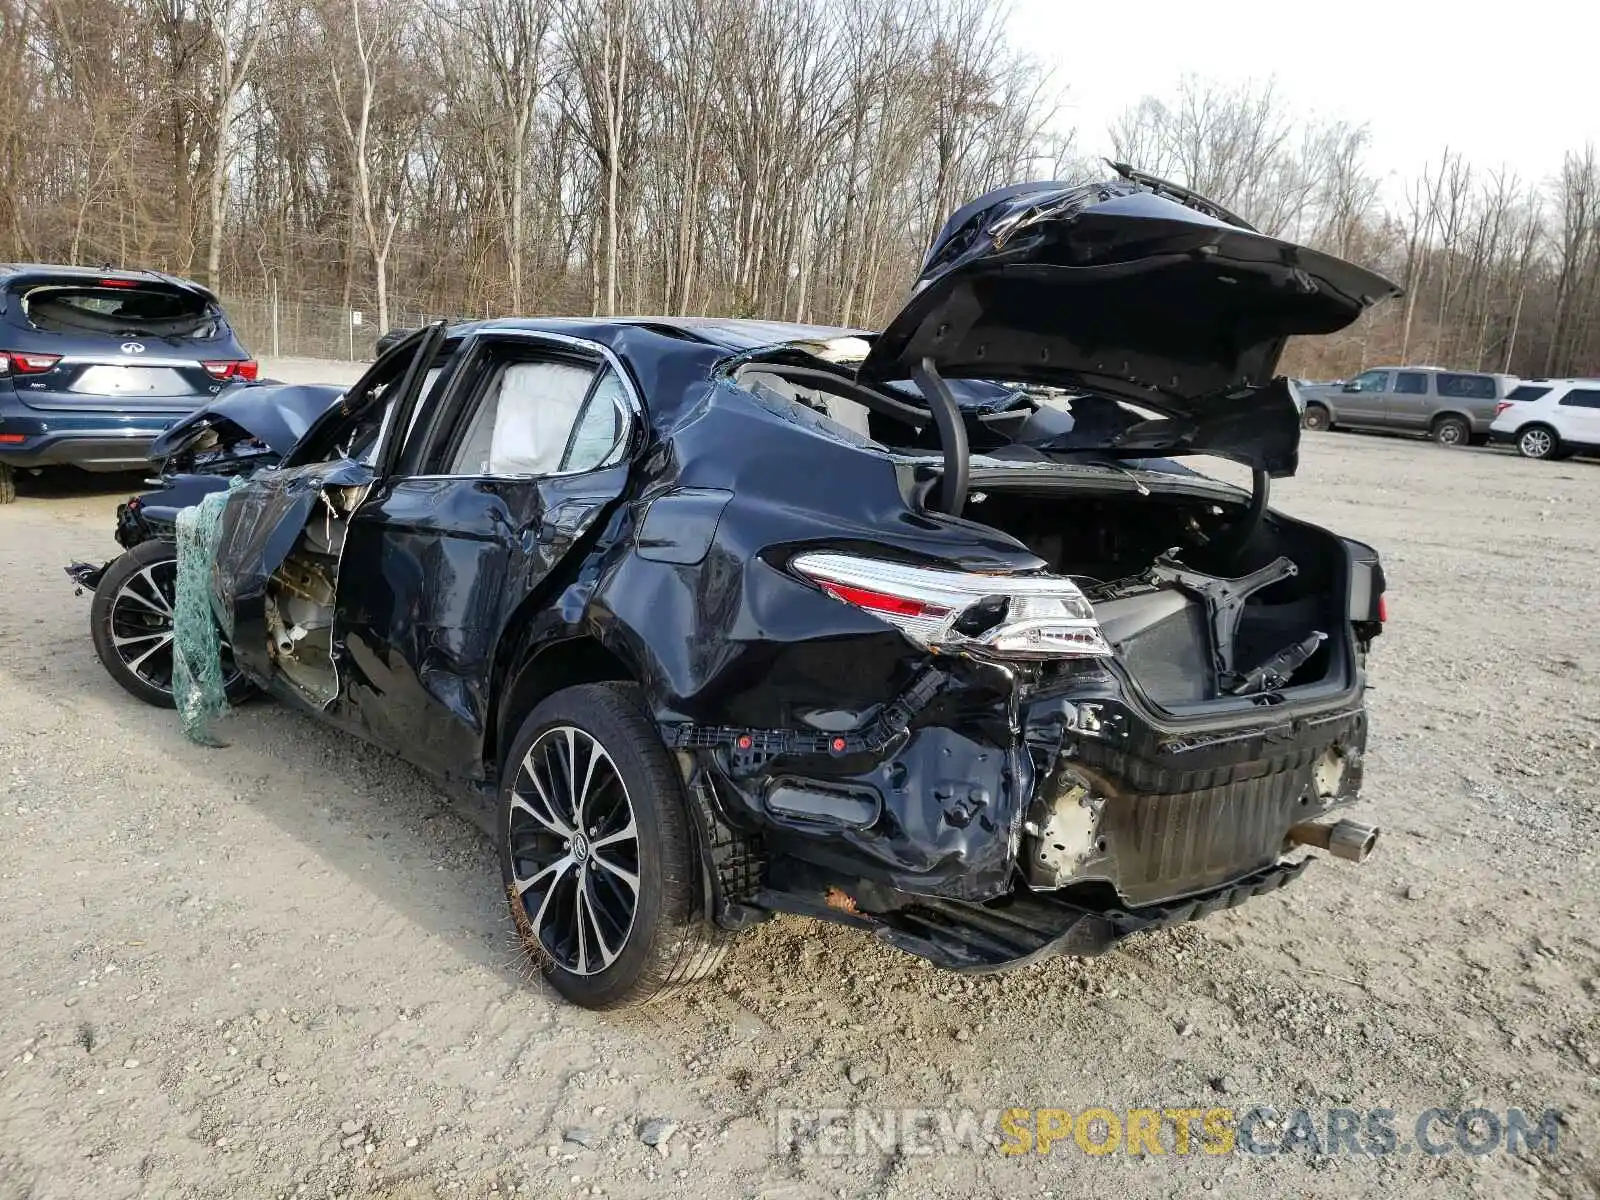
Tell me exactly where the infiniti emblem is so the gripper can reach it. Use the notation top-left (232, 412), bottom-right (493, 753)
top-left (120, 342), bottom-right (146, 354)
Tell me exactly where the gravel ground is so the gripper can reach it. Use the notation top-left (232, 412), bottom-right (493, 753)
top-left (2, 365), bottom-right (1598, 1199)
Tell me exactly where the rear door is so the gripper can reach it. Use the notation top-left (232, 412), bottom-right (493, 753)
top-left (1385, 370), bottom-right (1431, 430)
top-left (1, 277), bottom-right (250, 413)
top-left (1436, 372), bottom-right (1499, 429)
top-left (1556, 386), bottom-right (1600, 446)
top-left (330, 330), bottom-right (638, 785)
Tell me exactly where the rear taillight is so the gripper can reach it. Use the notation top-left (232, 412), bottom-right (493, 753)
top-left (0, 351), bottom-right (61, 375)
top-left (1377, 594), bottom-right (1388, 622)
top-left (790, 552), bottom-right (1113, 661)
top-left (1494, 402), bottom-right (1513, 417)
top-left (202, 359), bottom-right (258, 381)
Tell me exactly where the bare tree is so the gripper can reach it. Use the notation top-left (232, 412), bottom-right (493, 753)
top-left (202, 0), bottom-right (269, 287)
top-left (323, 0), bottom-right (424, 332)
top-left (3, 3), bottom-right (1596, 378)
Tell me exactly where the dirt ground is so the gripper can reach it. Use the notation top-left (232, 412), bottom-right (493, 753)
top-left (2, 363), bottom-right (1598, 1200)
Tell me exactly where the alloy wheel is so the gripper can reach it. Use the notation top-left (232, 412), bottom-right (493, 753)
top-left (107, 554), bottom-right (240, 696)
top-left (108, 561), bottom-right (180, 692)
top-left (507, 726), bottom-right (640, 975)
top-left (1520, 428), bottom-right (1554, 459)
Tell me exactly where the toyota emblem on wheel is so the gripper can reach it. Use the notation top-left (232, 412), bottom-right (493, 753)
top-left (120, 342), bottom-right (146, 354)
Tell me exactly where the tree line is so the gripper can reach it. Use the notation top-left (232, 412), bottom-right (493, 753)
top-left (1, 0), bottom-right (1596, 379)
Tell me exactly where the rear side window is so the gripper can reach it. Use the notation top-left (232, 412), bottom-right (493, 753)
top-left (1437, 373), bottom-right (1495, 399)
top-left (1393, 371), bottom-right (1428, 394)
top-left (1558, 388), bottom-right (1600, 409)
top-left (14, 284), bottom-right (222, 340)
top-left (449, 359), bottom-right (628, 476)
top-left (1507, 385), bottom-right (1551, 402)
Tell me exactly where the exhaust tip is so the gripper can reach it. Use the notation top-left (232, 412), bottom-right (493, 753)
top-left (1288, 818), bottom-right (1380, 864)
top-left (1328, 819), bottom-right (1379, 863)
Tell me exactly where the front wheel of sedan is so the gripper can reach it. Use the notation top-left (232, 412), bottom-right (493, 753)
top-left (500, 683), bottom-right (729, 1010)
top-left (1516, 425), bottom-right (1559, 460)
top-left (89, 539), bottom-right (255, 709)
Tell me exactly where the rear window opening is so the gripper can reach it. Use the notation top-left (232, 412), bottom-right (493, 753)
top-left (14, 284), bottom-right (222, 340)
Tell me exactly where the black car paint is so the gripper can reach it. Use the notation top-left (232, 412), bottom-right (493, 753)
top-left (859, 178), bottom-right (1401, 475)
top-left (150, 381), bottom-right (344, 462)
top-left (82, 182), bottom-right (1394, 973)
top-left (63, 382), bottom-right (347, 591)
top-left (201, 354), bottom-right (1379, 972)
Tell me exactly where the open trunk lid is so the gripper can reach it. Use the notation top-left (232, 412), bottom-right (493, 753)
top-left (857, 175), bottom-right (1401, 473)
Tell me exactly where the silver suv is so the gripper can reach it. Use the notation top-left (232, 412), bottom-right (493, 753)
top-left (1300, 367), bottom-right (1519, 445)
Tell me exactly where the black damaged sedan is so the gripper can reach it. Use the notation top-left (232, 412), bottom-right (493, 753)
top-left (80, 177), bottom-right (1398, 1009)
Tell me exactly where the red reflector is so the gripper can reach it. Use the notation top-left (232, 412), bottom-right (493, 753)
top-left (831, 737), bottom-right (847, 753)
top-left (1377, 594), bottom-right (1388, 622)
top-left (819, 581), bottom-right (945, 618)
top-left (0, 433), bottom-right (26, 444)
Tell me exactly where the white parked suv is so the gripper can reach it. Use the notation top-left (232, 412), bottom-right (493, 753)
top-left (1489, 379), bottom-right (1600, 460)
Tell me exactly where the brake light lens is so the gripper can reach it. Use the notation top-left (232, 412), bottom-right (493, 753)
top-left (0, 351), bottom-right (61, 375)
top-left (1377, 594), bottom-right (1388, 622)
top-left (810, 580), bottom-right (946, 620)
top-left (791, 551), bottom-right (1112, 661)
top-left (1494, 402), bottom-right (1512, 417)
top-left (202, 359), bottom-right (258, 381)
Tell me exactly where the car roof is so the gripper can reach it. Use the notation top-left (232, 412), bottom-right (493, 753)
top-left (462, 315), bottom-right (869, 353)
top-left (1366, 365), bottom-right (1516, 377)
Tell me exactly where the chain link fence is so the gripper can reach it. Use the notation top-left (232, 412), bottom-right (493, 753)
top-left (220, 292), bottom-right (467, 363)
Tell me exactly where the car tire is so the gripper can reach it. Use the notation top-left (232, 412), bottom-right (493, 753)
top-left (1301, 404), bottom-right (1331, 432)
top-left (90, 539), bottom-right (256, 709)
top-left (1430, 415), bottom-right (1470, 446)
top-left (499, 682), bottom-right (730, 1010)
top-left (1516, 425), bottom-right (1560, 460)
top-left (0, 462), bottom-right (15, 504)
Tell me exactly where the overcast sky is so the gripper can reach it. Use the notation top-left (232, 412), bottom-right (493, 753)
top-left (1011, 0), bottom-right (1599, 193)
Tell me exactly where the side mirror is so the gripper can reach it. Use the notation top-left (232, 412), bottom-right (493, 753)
top-left (1342, 381), bottom-right (1362, 393)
